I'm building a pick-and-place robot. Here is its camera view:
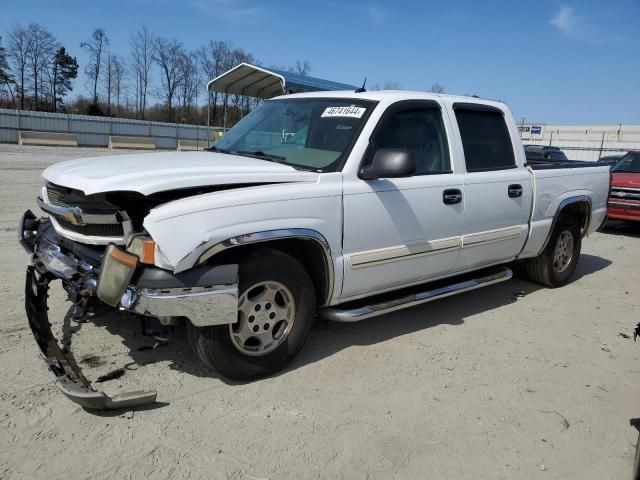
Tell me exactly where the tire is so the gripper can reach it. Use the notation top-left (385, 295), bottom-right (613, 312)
top-left (187, 248), bottom-right (316, 380)
top-left (525, 214), bottom-right (582, 287)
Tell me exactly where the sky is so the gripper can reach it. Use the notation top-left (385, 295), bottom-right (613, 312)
top-left (1, 0), bottom-right (639, 124)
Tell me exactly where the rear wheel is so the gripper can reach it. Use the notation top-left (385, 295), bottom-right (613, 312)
top-left (187, 248), bottom-right (316, 380)
top-left (525, 215), bottom-right (582, 287)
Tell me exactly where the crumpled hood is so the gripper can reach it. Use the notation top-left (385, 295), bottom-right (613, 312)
top-left (611, 172), bottom-right (640, 189)
top-left (42, 151), bottom-right (319, 195)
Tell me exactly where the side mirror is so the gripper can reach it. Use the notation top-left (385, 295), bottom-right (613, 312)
top-left (360, 148), bottom-right (416, 180)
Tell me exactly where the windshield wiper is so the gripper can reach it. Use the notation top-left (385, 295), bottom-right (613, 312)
top-left (235, 150), bottom-right (287, 162)
top-left (207, 145), bottom-right (231, 154)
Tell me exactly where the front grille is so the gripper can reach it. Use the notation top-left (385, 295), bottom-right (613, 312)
top-left (46, 183), bottom-right (117, 213)
top-left (55, 217), bottom-right (124, 237)
top-left (46, 183), bottom-right (125, 238)
top-left (610, 188), bottom-right (640, 202)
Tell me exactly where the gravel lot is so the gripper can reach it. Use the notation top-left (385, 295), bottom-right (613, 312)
top-left (1, 144), bottom-right (639, 479)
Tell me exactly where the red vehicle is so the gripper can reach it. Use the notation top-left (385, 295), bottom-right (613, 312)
top-left (608, 151), bottom-right (640, 223)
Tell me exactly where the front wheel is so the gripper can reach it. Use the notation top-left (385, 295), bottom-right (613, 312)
top-left (525, 215), bottom-right (582, 287)
top-left (187, 248), bottom-right (316, 380)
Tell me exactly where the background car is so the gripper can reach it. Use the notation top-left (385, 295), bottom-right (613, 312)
top-left (596, 154), bottom-right (625, 168)
top-left (524, 145), bottom-right (569, 164)
top-left (607, 151), bottom-right (640, 223)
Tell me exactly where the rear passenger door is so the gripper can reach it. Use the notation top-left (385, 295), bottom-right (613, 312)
top-left (452, 104), bottom-right (532, 271)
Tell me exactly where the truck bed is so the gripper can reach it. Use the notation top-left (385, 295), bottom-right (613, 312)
top-left (528, 160), bottom-right (601, 170)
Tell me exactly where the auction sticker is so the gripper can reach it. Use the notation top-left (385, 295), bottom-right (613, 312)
top-left (321, 106), bottom-right (366, 118)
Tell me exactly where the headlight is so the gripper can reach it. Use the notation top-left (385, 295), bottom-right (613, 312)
top-left (97, 245), bottom-right (138, 307)
top-left (127, 234), bottom-right (156, 265)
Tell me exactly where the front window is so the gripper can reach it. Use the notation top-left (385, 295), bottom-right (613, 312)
top-left (611, 153), bottom-right (640, 173)
top-left (213, 98), bottom-right (375, 172)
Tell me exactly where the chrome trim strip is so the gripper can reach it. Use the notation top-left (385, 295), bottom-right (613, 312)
top-left (348, 236), bottom-right (461, 268)
top-left (37, 196), bottom-right (122, 225)
top-left (320, 266), bottom-right (513, 322)
top-left (537, 195), bottom-right (592, 254)
top-left (33, 237), bottom-right (95, 284)
top-left (128, 285), bottom-right (239, 327)
top-left (49, 216), bottom-right (129, 246)
top-left (181, 228), bottom-right (334, 306)
top-left (610, 191), bottom-right (640, 199)
top-left (608, 201), bottom-right (640, 210)
top-left (461, 226), bottom-right (522, 247)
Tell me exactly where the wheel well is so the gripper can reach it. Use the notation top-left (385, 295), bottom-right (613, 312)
top-left (207, 238), bottom-right (331, 306)
top-left (558, 200), bottom-right (590, 236)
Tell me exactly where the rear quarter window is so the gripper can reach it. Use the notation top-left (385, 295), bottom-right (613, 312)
top-left (455, 108), bottom-right (516, 172)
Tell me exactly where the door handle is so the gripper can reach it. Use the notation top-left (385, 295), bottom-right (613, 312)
top-left (443, 188), bottom-right (462, 205)
top-left (508, 184), bottom-right (523, 198)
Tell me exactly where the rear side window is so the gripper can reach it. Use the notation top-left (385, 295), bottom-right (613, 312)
top-left (455, 108), bottom-right (516, 172)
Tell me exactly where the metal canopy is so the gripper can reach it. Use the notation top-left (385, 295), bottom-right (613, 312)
top-left (207, 63), bottom-right (357, 99)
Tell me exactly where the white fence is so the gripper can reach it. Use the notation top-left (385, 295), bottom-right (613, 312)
top-left (0, 109), bottom-right (224, 149)
top-left (520, 124), bottom-right (640, 161)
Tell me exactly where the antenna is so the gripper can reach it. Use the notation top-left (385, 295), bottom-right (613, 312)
top-left (355, 78), bottom-right (367, 93)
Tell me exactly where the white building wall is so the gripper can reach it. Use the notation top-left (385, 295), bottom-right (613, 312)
top-left (520, 124), bottom-right (640, 161)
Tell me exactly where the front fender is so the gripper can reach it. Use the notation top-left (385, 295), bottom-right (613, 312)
top-left (142, 179), bottom-right (344, 303)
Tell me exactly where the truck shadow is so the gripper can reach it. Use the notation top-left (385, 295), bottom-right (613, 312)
top-left (599, 220), bottom-right (640, 238)
top-left (64, 253), bottom-right (612, 386)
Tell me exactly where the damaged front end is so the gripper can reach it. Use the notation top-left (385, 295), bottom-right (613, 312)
top-left (20, 211), bottom-right (238, 410)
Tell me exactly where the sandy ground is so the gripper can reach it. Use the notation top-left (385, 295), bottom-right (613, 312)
top-left (0, 144), bottom-right (639, 479)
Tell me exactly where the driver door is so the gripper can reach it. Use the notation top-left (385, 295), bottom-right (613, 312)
top-left (341, 100), bottom-right (464, 300)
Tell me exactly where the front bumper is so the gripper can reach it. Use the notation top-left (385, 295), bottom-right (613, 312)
top-left (25, 266), bottom-right (158, 409)
top-left (607, 201), bottom-right (640, 222)
top-left (20, 212), bottom-right (238, 409)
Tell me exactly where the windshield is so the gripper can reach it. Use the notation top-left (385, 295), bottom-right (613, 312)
top-left (213, 98), bottom-right (375, 172)
top-left (611, 153), bottom-right (640, 173)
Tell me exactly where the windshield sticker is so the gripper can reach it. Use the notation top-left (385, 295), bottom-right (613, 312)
top-left (321, 106), bottom-right (366, 118)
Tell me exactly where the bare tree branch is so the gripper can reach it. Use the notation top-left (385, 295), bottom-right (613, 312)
top-left (81, 28), bottom-right (109, 107)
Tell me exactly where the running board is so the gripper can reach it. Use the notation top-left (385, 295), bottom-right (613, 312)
top-left (320, 266), bottom-right (513, 322)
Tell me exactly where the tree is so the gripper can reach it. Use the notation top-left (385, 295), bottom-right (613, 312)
top-left (50, 46), bottom-right (78, 112)
top-left (130, 27), bottom-right (154, 119)
top-left (197, 40), bottom-right (230, 125)
top-left (102, 51), bottom-right (115, 115)
top-left (177, 52), bottom-right (199, 123)
top-left (383, 80), bottom-right (401, 90)
top-left (429, 83), bottom-right (445, 93)
top-left (291, 59), bottom-right (312, 76)
top-left (81, 28), bottom-right (109, 107)
top-left (152, 36), bottom-right (186, 121)
top-left (229, 47), bottom-right (254, 122)
top-left (370, 81), bottom-right (401, 90)
top-left (8, 25), bottom-right (29, 109)
top-left (26, 23), bottom-right (56, 110)
top-left (0, 35), bottom-right (15, 106)
top-left (111, 56), bottom-right (126, 115)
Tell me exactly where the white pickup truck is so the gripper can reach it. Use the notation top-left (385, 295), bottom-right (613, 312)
top-left (20, 91), bottom-right (609, 409)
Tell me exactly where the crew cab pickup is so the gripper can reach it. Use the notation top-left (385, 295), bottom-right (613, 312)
top-left (19, 91), bottom-right (609, 409)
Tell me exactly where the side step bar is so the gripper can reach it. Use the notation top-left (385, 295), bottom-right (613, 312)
top-left (320, 266), bottom-right (513, 322)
